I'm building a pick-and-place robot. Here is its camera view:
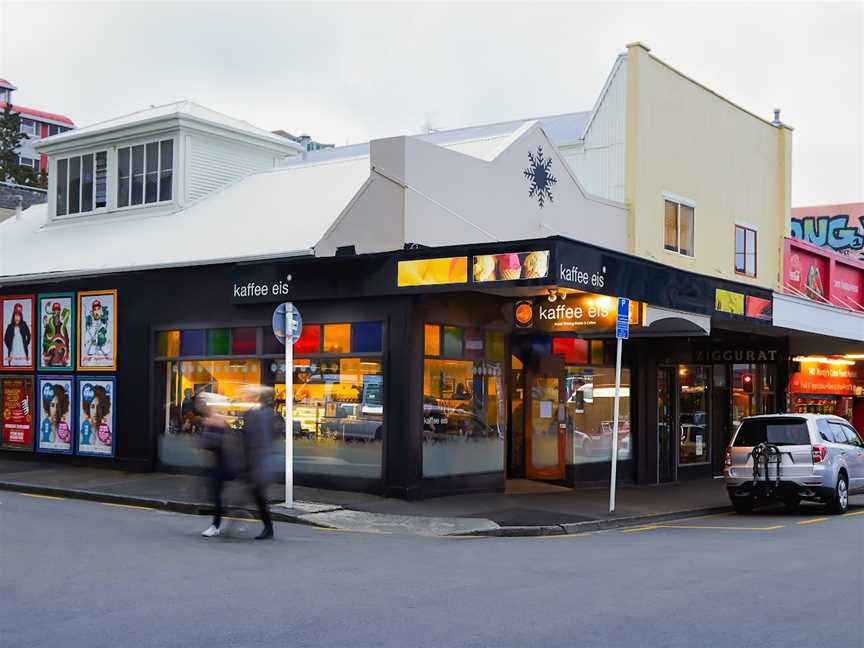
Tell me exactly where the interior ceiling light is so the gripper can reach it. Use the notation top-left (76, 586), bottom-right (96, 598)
top-left (843, 354), bottom-right (864, 360)
top-left (793, 355), bottom-right (855, 365)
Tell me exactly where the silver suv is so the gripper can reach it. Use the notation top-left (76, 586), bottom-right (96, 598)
top-left (724, 414), bottom-right (864, 514)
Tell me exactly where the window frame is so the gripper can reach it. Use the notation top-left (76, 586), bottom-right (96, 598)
top-left (662, 194), bottom-right (695, 258)
top-left (115, 137), bottom-right (176, 211)
top-left (734, 224), bottom-right (758, 278)
top-left (53, 147), bottom-right (110, 219)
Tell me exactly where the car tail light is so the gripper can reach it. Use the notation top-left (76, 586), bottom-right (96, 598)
top-left (724, 448), bottom-right (732, 466)
top-left (811, 445), bottom-right (828, 464)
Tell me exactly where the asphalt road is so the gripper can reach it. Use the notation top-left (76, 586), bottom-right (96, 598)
top-left (2, 492), bottom-right (863, 648)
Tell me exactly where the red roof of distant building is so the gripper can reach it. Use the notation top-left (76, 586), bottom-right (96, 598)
top-left (0, 101), bottom-right (74, 126)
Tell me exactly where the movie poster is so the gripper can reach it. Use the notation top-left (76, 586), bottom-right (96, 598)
top-left (78, 290), bottom-right (117, 371)
top-left (36, 376), bottom-right (74, 455)
top-left (1, 375), bottom-right (34, 451)
top-left (1, 295), bottom-right (35, 371)
top-left (38, 293), bottom-right (75, 371)
top-left (76, 377), bottom-right (115, 457)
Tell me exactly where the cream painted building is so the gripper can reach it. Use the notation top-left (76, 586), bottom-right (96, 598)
top-left (562, 43), bottom-right (793, 291)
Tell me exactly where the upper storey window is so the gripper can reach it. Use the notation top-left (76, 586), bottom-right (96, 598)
top-left (664, 198), bottom-right (695, 257)
top-left (56, 151), bottom-right (108, 216)
top-left (117, 139), bottom-right (173, 207)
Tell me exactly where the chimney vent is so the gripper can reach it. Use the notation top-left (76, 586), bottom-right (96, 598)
top-left (772, 108), bottom-right (782, 126)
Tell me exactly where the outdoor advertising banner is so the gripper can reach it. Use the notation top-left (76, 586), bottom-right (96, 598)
top-left (38, 293), bottom-right (75, 371)
top-left (1, 375), bottom-right (34, 451)
top-left (1, 295), bottom-right (35, 371)
top-left (785, 247), bottom-right (829, 301)
top-left (36, 376), bottom-right (75, 455)
top-left (831, 262), bottom-right (864, 310)
top-left (76, 376), bottom-right (115, 457)
top-left (78, 290), bottom-right (117, 371)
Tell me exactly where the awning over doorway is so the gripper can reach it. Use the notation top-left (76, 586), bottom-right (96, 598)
top-left (772, 293), bottom-right (864, 344)
top-left (637, 305), bottom-right (711, 337)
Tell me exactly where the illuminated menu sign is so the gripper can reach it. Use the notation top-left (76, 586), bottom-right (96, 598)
top-left (397, 257), bottom-right (468, 287)
top-left (515, 293), bottom-right (641, 333)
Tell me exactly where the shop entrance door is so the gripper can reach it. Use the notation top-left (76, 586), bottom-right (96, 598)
top-left (657, 367), bottom-right (675, 482)
top-left (525, 355), bottom-right (566, 480)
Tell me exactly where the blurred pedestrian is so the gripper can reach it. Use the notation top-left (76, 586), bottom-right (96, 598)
top-left (198, 392), bottom-right (230, 538)
top-left (241, 386), bottom-right (278, 540)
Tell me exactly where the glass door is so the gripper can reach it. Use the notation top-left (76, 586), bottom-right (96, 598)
top-left (525, 355), bottom-right (566, 480)
top-left (678, 365), bottom-right (710, 467)
top-left (657, 367), bottom-right (675, 482)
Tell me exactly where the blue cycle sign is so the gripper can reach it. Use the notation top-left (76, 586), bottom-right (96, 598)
top-left (272, 303), bottom-right (302, 345)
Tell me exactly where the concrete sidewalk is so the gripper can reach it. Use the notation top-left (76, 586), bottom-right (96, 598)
top-left (0, 457), bottom-right (735, 536)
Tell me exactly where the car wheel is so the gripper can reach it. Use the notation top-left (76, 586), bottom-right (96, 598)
top-left (828, 473), bottom-right (849, 514)
top-left (731, 498), bottom-right (754, 514)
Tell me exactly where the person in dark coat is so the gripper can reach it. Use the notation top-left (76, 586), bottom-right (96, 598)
top-left (199, 393), bottom-right (230, 538)
top-left (241, 387), bottom-right (278, 539)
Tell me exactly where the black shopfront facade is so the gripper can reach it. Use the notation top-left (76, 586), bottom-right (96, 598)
top-left (0, 236), bottom-right (788, 499)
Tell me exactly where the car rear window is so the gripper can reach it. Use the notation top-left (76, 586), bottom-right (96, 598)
top-left (732, 418), bottom-right (810, 447)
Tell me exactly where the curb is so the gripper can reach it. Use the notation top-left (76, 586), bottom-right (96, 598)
top-left (462, 505), bottom-right (731, 537)
top-left (0, 481), bottom-right (326, 529)
top-left (0, 480), bottom-right (731, 537)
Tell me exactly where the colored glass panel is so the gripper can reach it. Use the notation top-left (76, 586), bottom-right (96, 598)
top-left (180, 330), bottom-right (205, 357)
top-left (464, 328), bottom-right (484, 359)
top-left (231, 327), bottom-right (257, 355)
top-left (552, 337), bottom-right (588, 364)
top-left (590, 340), bottom-right (604, 365)
top-left (294, 324), bottom-right (321, 355)
top-left (424, 325), bottom-right (441, 356)
top-left (156, 330), bottom-right (180, 357)
top-left (442, 326), bottom-right (463, 357)
top-left (323, 324), bottom-right (351, 353)
top-left (351, 322), bottom-right (383, 353)
top-left (206, 329), bottom-right (230, 356)
top-left (485, 331), bottom-right (506, 361)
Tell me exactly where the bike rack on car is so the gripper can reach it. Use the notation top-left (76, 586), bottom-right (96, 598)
top-left (751, 442), bottom-right (782, 489)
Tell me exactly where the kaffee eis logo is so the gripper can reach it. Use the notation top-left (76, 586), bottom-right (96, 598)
top-left (514, 300), bottom-right (534, 328)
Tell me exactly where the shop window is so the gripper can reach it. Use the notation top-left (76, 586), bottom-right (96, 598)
top-left (206, 329), bottom-right (230, 356)
top-left (231, 327), bottom-right (257, 355)
top-left (485, 331), bottom-right (506, 361)
top-left (442, 326), bottom-right (463, 357)
top-left (293, 324), bottom-right (321, 355)
top-left (464, 328), bottom-right (484, 359)
top-left (156, 330), bottom-right (180, 357)
top-left (564, 366), bottom-right (632, 465)
top-left (679, 365), bottom-right (709, 465)
top-left (422, 358), bottom-right (505, 477)
top-left (323, 324), bottom-right (350, 353)
top-left (735, 225), bottom-right (757, 277)
top-left (180, 330), bottom-right (205, 357)
top-left (553, 338), bottom-right (588, 364)
top-left (664, 198), bottom-right (695, 257)
top-left (351, 322), bottom-right (383, 353)
top-left (425, 324), bottom-right (441, 356)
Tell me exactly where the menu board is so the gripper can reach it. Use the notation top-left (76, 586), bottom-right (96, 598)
top-left (1, 375), bottom-right (34, 451)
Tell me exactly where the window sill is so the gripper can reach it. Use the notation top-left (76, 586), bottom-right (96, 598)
top-left (734, 271), bottom-right (757, 279)
top-left (661, 248), bottom-right (695, 260)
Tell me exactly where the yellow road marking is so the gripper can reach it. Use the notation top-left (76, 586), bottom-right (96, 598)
top-left (797, 517), bottom-right (828, 525)
top-left (101, 502), bottom-right (154, 511)
top-left (842, 510), bottom-right (864, 517)
top-left (19, 493), bottom-right (65, 501)
top-left (623, 523), bottom-right (783, 533)
top-left (530, 532), bottom-right (593, 539)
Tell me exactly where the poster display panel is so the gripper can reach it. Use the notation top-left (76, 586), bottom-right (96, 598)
top-left (36, 376), bottom-right (75, 454)
top-left (1, 295), bottom-right (35, 371)
top-left (1, 375), bottom-right (34, 450)
top-left (78, 290), bottom-right (117, 371)
top-left (38, 293), bottom-right (75, 371)
top-left (76, 376), bottom-right (115, 457)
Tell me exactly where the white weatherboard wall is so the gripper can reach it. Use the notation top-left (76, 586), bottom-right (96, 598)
top-left (184, 131), bottom-right (279, 203)
top-left (317, 122), bottom-right (628, 255)
top-left (560, 56), bottom-right (627, 203)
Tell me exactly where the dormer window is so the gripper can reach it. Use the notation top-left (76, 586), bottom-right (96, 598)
top-left (117, 139), bottom-right (173, 207)
top-left (56, 150), bottom-right (108, 216)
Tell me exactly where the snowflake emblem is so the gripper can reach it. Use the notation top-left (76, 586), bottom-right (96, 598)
top-left (523, 145), bottom-right (557, 208)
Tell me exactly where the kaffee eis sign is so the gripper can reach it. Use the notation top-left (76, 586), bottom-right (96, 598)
top-left (514, 293), bottom-right (641, 333)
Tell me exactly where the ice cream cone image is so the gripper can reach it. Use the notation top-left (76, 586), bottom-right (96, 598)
top-left (496, 254), bottom-right (522, 280)
top-left (473, 255), bottom-right (496, 282)
top-left (522, 251), bottom-right (549, 279)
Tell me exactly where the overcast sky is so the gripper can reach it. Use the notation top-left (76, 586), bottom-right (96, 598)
top-left (1, 1), bottom-right (861, 205)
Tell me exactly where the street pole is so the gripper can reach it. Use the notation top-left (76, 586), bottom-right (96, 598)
top-left (284, 302), bottom-right (294, 509)
top-left (609, 336), bottom-right (623, 513)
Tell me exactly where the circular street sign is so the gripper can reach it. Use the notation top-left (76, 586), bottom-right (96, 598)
top-left (272, 303), bottom-right (303, 345)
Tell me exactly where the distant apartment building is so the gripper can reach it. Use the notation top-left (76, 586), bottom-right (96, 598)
top-left (0, 78), bottom-right (75, 173)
